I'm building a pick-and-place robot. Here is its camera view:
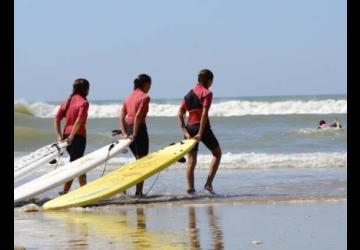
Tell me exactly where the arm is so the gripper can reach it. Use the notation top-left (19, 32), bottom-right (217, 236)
top-left (66, 118), bottom-right (83, 143)
top-left (193, 106), bottom-right (209, 141)
top-left (120, 109), bottom-right (129, 138)
top-left (54, 103), bottom-right (65, 142)
top-left (177, 100), bottom-right (190, 139)
top-left (66, 101), bottom-right (89, 144)
top-left (178, 111), bottom-right (191, 139)
top-left (54, 119), bottom-right (63, 142)
top-left (132, 108), bottom-right (147, 139)
top-left (193, 91), bottom-right (212, 141)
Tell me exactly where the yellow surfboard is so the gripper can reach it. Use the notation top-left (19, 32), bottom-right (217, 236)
top-left (43, 139), bottom-right (197, 210)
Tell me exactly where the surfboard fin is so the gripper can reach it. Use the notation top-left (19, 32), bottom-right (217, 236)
top-left (177, 157), bottom-right (186, 163)
top-left (48, 153), bottom-right (63, 164)
top-left (112, 129), bottom-right (122, 136)
top-left (48, 159), bottom-right (57, 164)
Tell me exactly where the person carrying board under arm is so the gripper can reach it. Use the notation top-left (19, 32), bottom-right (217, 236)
top-left (54, 78), bottom-right (90, 195)
top-left (120, 74), bottom-right (152, 197)
top-left (178, 69), bottom-right (222, 195)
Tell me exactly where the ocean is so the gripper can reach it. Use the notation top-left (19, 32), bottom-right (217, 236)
top-left (14, 95), bottom-right (347, 202)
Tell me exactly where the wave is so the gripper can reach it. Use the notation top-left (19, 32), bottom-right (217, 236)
top-left (166, 152), bottom-right (347, 170)
top-left (14, 126), bottom-right (114, 145)
top-left (107, 152), bottom-right (347, 170)
top-left (14, 99), bottom-right (347, 118)
top-left (17, 152), bottom-right (345, 172)
top-left (298, 127), bottom-right (347, 135)
top-left (14, 103), bottom-right (33, 116)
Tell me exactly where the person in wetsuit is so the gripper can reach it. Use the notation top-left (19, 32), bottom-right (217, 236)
top-left (177, 69), bottom-right (222, 195)
top-left (120, 74), bottom-right (152, 197)
top-left (54, 78), bottom-right (90, 195)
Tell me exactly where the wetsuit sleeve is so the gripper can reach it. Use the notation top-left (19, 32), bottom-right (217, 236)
top-left (138, 95), bottom-right (150, 114)
top-left (121, 102), bottom-right (127, 115)
top-left (202, 91), bottom-right (213, 108)
top-left (179, 100), bottom-right (187, 115)
top-left (77, 101), bottom-right (89, 122)
top-left (54, 101), bottom-right (66, 122)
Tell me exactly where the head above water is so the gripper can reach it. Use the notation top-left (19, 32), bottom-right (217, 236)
top-left (134, 74), bottom-right (152, 92)
top-left (72, 78), bottom-right (90, 98)
top-left (319, 120), bottom-right (326, 125)
top-left (198, 69), bottom-right (214, 88)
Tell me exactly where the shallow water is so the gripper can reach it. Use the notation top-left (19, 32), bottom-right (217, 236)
top-left (14, 168), bottom-right (346, 208)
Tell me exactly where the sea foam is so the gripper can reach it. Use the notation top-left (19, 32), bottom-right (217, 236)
top-left (14, 99), bottom-right (347, 118)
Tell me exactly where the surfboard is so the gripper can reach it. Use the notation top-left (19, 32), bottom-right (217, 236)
top-left (43, 139), bottom-right (197, 210)
top-left (14, 138), bottom-right (132, 203)
top-left (14, 141), bottom-right (69, 183)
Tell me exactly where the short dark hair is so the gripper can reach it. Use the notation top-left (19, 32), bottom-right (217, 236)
top-left (198, 69), bottom-right (214, 84)
top-left (319, 120), bottom-right (326, 125)
top-left (72, 78), bottom-right (89, 98)
top-left (134, 74), bottom-right (151, 90)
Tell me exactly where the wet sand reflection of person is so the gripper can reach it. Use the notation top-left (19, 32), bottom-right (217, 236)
top-left (207, 206), bottom-right (224, 250)
top-left (135, 207), bottom-right (152, 249)
top-left (188, 206), bottom-right (200, 249)
top-left (187, 205), bottom-right (224, 250)
top-left (136, 207), bottom-right (146, 230)
top-left (62, 213), bottom-right (89, 249)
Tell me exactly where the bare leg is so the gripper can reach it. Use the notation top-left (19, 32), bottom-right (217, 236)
top-left (204, 146), bottom-right (222, 192)
top-left (186, 151), bottom-right (198, 191)
top-left (135, 154), bottom-right (146, 195)
top-left (136, 181), bottom-right (144, 195)
top-left (63, 180), bottom-right (73, 193)
top-left (78, 174), bottom-right (87, 186)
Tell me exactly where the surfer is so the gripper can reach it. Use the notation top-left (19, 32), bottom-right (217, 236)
top-left (120, 74), bottom-right (152, 197)
top-left (317, 120), bottom-right (330, 129)
top-left (177, 69), bottom-right (222, 195)
top-left (317, 119), bottom-right (342, 129)
top-left (54, 78), bottom-right (90, 195)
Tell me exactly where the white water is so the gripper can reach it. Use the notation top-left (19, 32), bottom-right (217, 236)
top-left (15, 99), bottom-right (347, 118)
top-left (14, 151), bottom-right (346, 174)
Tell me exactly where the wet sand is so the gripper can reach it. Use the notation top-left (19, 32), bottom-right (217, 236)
top-left (14, 199), bottom-right (346, 250)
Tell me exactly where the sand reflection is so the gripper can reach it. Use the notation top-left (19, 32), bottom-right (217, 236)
top-left (187, 205), bottom-right (224, 250)
top-left (41, 204), bottom-right (224, 249)
top-left (44, 208), bottom-right (183, 249)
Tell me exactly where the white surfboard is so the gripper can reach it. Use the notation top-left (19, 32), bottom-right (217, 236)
top-left (14, 138), bottom-right (131, 203)
top-left (14, 142), bottom-right (69, 183)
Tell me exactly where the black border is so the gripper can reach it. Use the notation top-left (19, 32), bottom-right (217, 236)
top-left (7, 1), bottom-right (351, 249)
top-left (347, 0), bottom-right (355, 247)
top-left (0, 0), bottom-right (14, 249)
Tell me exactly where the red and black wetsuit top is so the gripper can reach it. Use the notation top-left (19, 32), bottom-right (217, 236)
top-left (179, 83), bottom-right (213, 125)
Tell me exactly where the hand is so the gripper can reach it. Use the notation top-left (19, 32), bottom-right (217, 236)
top-left (183, 131), bottom-right (191, 139)
top-left (129, 134), bottom-right (137, 141)
top-left (65, 135), bottom-right (74, 145)
top-left (56, 135), bottom-right (63, 142)
top-left (122, 132), bottom-right (129, 139)
top-left (192, 133), bottom-right (202, 142)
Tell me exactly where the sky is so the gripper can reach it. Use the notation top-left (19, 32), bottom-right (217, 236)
top-left (14, 0), bottom-right (347, 102)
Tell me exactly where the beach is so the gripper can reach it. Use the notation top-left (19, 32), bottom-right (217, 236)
top-left (14, 167), bottom-right (347, 249)
top-left (14, 95), bottom-right (347, 249)
top-left (15, 198), bottom-right (346, 250)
